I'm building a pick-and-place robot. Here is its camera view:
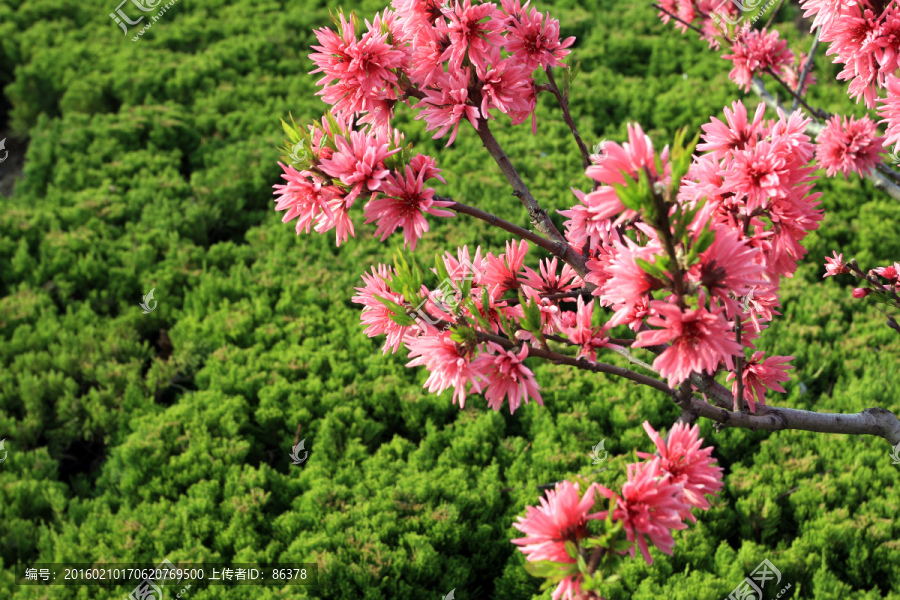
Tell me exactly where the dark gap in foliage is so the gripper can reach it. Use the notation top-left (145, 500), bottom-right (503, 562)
top-left (58, 438), bottom-right (107, 496)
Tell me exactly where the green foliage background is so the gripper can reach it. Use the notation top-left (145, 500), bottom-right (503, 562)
top-left (0, 0), bottom-right (898, 598)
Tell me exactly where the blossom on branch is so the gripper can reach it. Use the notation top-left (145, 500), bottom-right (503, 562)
top-left (815, 114), bottom-right (884, 178)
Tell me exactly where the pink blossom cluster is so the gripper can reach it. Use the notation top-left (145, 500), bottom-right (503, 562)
top-left (824, 252), bottom-right (900, 302)
top-left (655, 0), bottom-right (740, 49)
top-left (798, 0), bottom-right (900, 152)
top-left (274, 0), bottom-right (577, 249)
top-left (815, 114), bottom-right (885, 178)
top-left (722, 28), bottom-right (794, 92)
top-left (310, 0), bottom-right (573, 141)
top-left (555, 102), bottom-right (802, 408)
top-left (511, 421), bottom-right (724, 600)
top-left (273, 113), bottom-right (452, 248)
top-left (353, 243), bottom-right (587, 413)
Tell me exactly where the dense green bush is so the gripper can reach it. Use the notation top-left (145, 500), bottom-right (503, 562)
top-left (0, 0), bottom-right (898, 599)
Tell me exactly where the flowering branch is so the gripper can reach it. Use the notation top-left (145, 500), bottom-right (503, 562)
top-left (473, 329), bottom-right (673, 395)
top-left (749, 76), bottom-right (900, 202)
top-left (444, 197), bottom-right (575, 260)
top-left (473, 117), bottom-right (590, 278)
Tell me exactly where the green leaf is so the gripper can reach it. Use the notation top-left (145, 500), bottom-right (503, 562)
top-left (634, 257), bottom-right (667, 282)
top-left (373, 295), bottom-right (408, 317)
top-left (390, 313), bottom-right (417, 327)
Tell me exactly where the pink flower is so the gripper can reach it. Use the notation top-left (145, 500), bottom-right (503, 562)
top-left (501, 0), bottom-right (575, 71)
top-left (723, 28), bottom-right (794, 92)
top-left (520, 257), bottom-right (583, 297)
top-left (852, 287), bottom-right (872, 298)
top-left (723, 139), bottom-right (797, 213)
top-left (823, 251), bottom-right (850, 277)
top-left (694, 225), bottom-right (767, 313)
top-left (309, 13), bottom-right (407, 122)
top-left (512, 481), bottom-right (602, 599)
top-left (482, 239), bottom-right (529, 299)
top-left (634, 298), bottom-right (743, 388)
top-left (414, 68), bottom-right (482, 146)
top-left (595, 459), bottom-right (690, 565)
top-left (696, 100), bottom-right (766, 161)
top-left (352, 264), bottom-right (416, 354)
top-left (477, 53), bottom-right (536, 118)
top-left (726, 351), bottom-right (794, 412)
top-left (637, 421), bottom-right (724, 519)
top-left (363, 163), bottom-right (454, 250)
top-left (273, 163), bottom-right (341, 234)
top-left (439, 0), bottom-right (506, 72)
top-left (565, 296), bottom-right (617, 362)
top-left (405, 329), bottom-right (486, 407)
top-left (875, 263), bottom-right (900, 282)
top-left (319, 129), bottom-right (400, 204)
top-left (879, 75), bottom-right (900, 152)
top-left (815, 114), bottom-right (884, 178)
top-left (558, 188), bottom-right (618, 251)
top-left (583, 124), bottom-right (671, 222)
top-left (473, 342), bottom-right (543, 413)
top-left (596, 240), bottom-right (665, 312)
top-left (800, 0), bottom-right (857, 33)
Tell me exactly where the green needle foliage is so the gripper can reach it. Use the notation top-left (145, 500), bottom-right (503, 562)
top-left (0, 0), bottom-right (898, 599)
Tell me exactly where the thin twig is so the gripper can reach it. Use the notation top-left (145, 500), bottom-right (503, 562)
top-left (764, 0), bottom-right (787, 29)
top-left (473, 118), bottom-right (591, 280)
top-left (792, 28), bottom-right (820, 112)
top-left (545, 66), bottom-right (592, 170)
top-left (444, 197), bottom-right (569, 259)
top-left (475, 330), bottom-right (675, 395)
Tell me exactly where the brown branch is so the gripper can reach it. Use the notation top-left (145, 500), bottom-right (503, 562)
top-left (764, 0), bottom-right (787, 29)
top-left (652, 3), bottom-right (709, 39)
top-left (473, 117), bottom-right (591, 280)
top-left (764, 67), bottom-right (828, 120)
top-left (544, 66), bottom-right (592, 170)
top-left (475, 330), bottom-right (675, 395)
top-left (443, 197), bottom-right (568, 259)
top-left (679, 392), bottom-right (900, 445)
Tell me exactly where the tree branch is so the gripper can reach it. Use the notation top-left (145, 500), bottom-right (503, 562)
top-left (792, 28), bottom-right (820, 112)
top-left (473, 117), bottom-right (591, 279)
top-left (443, 197), bottom-right (571, 259)
top-left (544, 66), bottom-right (592, 170)
top-left (750, 76), bottom-right (900, 202)
top-left (474, 330), bottom-right (674, 395)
